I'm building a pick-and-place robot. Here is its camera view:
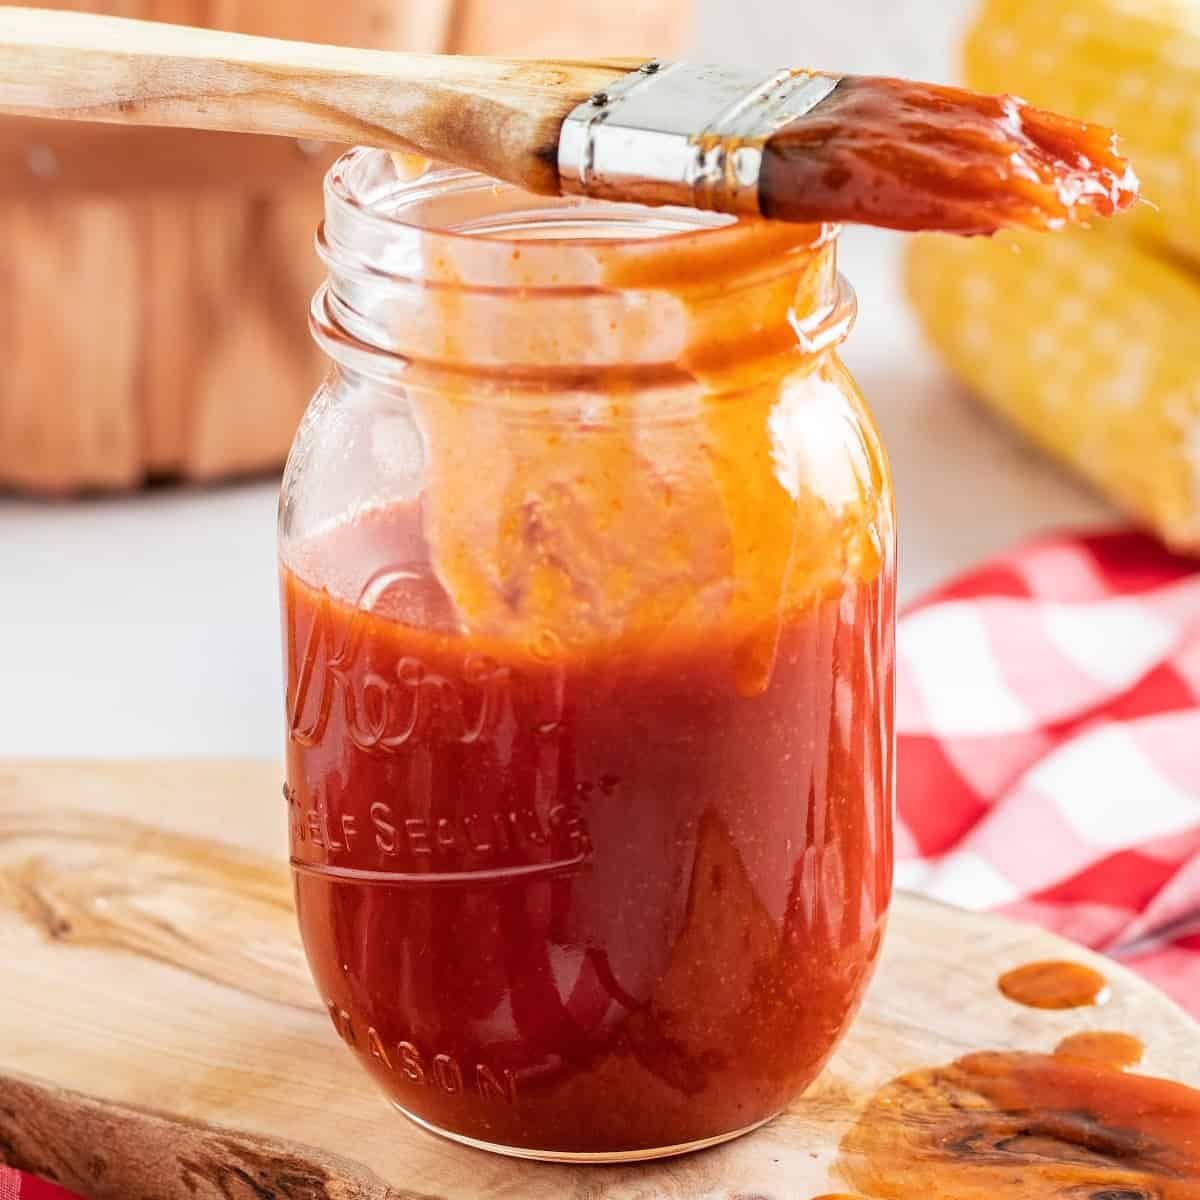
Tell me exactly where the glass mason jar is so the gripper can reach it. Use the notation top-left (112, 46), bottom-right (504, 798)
top-left (279, 148), bottom-right (895, 1162)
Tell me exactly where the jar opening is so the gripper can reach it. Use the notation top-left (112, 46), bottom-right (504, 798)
top-left (315, 148), bottom-right (852, 384)
top-left (326, 147), bottom-right (741, 250)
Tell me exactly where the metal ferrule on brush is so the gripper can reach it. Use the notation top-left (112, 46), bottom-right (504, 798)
top-left (557, 62), bottom-right (842, 215)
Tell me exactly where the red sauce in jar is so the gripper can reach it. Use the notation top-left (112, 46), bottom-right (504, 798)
top-left (282, 501), bottom-right (892, 1155)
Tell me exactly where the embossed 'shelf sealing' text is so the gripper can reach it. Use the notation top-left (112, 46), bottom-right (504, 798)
top-left (285, 780), bottom-right (593, 877)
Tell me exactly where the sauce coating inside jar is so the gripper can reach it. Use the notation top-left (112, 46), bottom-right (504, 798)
top-left (282, 499), bottom-right (892, 1154)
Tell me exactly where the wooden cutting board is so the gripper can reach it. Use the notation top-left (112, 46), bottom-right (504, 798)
top-left (0, 760), bottom-right (1196, 1199)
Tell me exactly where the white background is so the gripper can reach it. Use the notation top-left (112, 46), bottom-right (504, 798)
top-left (0, 1), bottom-right (1113, 757)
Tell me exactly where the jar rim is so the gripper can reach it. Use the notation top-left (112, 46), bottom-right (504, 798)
top-left (325, 147), bottom-right (834, 254)
top-left (309, 275), bottom-right (858, 390)
top-left (315, 148), bottom-right (854, 387)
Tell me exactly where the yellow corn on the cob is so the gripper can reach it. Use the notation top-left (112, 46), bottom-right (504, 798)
top-left (906, 229), bottom-right (1200, 549)
top-left (965, 0), bottom-right (1200, 264)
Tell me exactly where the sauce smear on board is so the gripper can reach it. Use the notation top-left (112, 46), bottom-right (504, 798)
top-left (998, 959), bottom-right (1109, 1009)
top-left (840, 1049), bottom-right (1200, 1199)
top-left (1054, 1031), bottom-right (1144, 1071)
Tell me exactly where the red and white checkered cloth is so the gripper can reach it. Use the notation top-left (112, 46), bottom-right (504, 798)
top-left (896, 528), bottom-right (1200, 1017)
top-left (0, 1175), bottom-right (73, 1199)
top-left (3, 526), bottom-right (1198, 1199)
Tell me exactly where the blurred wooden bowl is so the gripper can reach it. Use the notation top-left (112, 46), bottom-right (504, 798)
top-left (0, 0), bottom-right (689, 496)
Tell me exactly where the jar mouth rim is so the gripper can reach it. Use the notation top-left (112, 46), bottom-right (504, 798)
top-left (317, 148), bottom-right (852, 385)
top-left (326, 147), bottom-right (834, 252)
top-left (310, 272), bottom-right (858, 390)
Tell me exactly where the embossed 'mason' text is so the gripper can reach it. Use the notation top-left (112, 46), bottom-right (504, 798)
top-left (327, 1001), bottom-right (518, 1106)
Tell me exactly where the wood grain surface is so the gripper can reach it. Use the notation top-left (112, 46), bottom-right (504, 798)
top-left (0, 760), bottom-right (1196, 1199)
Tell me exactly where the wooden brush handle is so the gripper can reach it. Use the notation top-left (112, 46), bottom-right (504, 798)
top-left (0, 6), bottom-right (639, 194)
